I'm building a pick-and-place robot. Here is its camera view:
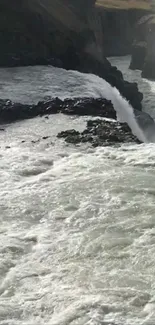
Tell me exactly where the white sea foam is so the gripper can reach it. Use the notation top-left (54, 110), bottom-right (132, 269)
top-left (0, 57), bottom-right (155, 325)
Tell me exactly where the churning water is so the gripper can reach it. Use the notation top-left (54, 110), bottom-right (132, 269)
top-left (1, 57), bottom-right (155, 325)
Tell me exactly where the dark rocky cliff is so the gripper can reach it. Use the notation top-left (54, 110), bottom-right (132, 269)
top-left (0, 0), bottom-right (149, 65)
top-left (0, 0), bottom-right (95, 67)
top-left (130, 14), bottom-right (155, 80)
top-left (96, 7), bottom-right (149, 57)
top-left (0, 0), bottom-right (149, 110)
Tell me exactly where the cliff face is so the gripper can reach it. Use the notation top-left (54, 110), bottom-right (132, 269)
top-left (0, 0), bottom-right (150, 66)
top-left (98, 8), bottom-right (149, 56)
top-left (95, 0), bottom-right (151, 56)
top-left (130, 14), bottom-right (155, 80)
top-left (0, 0), bottom-right (93, 67)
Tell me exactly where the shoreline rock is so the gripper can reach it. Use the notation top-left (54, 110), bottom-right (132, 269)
top-left (1, 96), bottom-right (155, 144)
top-left (57, 119), bottom-right (140, 146)
top-left (0, 96), bottom-right (141, 146)
top-left (0, 97), bottom-right (116, 123)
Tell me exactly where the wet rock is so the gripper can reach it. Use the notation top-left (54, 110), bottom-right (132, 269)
top-left (38, 98), bottom-right (63, 116)
top-left (0, 99), bottom-right (35, 123)
top-left (57, 119), bottom-right (140, 146)
top-left (57, 129), bottom-right (80, 138)
top-left (0, 97), bottom-right (116, 123)
top-left (31, 140), bottom-right (40, 144)
top-left (57, 130), bottom-right (81, 144)
top-left (42, 136), bottom-right (50, 140)
top-left (61, 97), bottom-right (116, 118)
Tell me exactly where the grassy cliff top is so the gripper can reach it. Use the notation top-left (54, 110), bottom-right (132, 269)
top-left (96, 0), bottom-right (152, 10)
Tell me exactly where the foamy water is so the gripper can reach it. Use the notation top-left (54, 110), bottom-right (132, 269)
top-left (1, 57), bottom-right (155, 325)
top-left (0, 65), bottom-right (149, 142)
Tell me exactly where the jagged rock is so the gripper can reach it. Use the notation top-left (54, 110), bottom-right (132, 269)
top-left (57, 119), bottom-right (140, 146)
top-left (62, 97), bottom-right (116, 117)
top-left (0, 97), bottom-right (116, 123)
top-left (0, 99), bottom-right (35, 123)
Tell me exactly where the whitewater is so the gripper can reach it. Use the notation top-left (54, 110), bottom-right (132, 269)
top-left (0, 56), bottom-right (155, 325)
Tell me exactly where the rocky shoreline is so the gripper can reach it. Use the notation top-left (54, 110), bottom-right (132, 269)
top-left (0, 97), bottom-right (116, 123)
top-left (57, 119), bottom-right (140, 146)
top-left (0, 0), bottom-right (153, 147)
top-left (0, 97), bottom-right (142, 146)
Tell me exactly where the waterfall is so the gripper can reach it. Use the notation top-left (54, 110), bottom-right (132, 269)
top-left (80, 72), bottom-right (147, 142)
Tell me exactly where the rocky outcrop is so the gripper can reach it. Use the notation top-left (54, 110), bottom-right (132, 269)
top-left (1, 96), bottom-right (155, 143)
top-left (57, 119), bottom-right (140, 146)
top-left (0, 97), bottom-right (116, 123)
top-left (129, 14), bottom-right (155, 80)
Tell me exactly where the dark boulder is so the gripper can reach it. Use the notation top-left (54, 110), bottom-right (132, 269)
top-left (57, 119), bottom-right (140, 146)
